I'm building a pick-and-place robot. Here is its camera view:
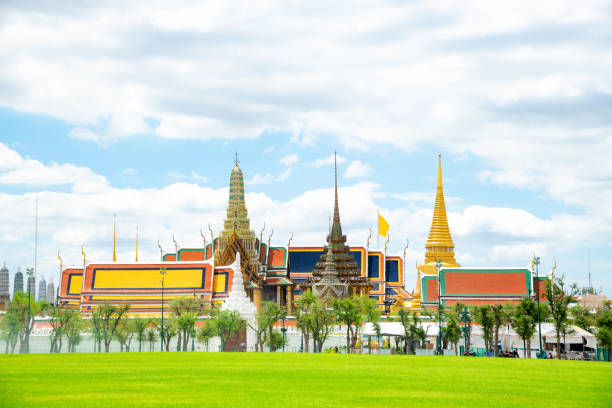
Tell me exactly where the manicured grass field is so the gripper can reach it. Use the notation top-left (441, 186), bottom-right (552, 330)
top-left (0, 353), bottom-right (610, 407)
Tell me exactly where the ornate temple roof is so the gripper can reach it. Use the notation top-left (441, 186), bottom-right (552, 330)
top-left (306, 153), bottom-right (369, 295)
top-left (216, 155), bottom-right (259, 269)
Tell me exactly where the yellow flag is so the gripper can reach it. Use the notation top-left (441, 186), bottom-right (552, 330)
top-left (378, 214), bottom-right (389, 237)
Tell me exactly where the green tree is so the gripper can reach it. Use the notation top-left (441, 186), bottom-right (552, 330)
top-left (491, 304), bottom-right (513, 357)
top-left (212, 309), bottom-right (246, 351)
top-left (48, 307), bottom-right (66, 353)
top-left (333, 296), bottom-right (362, 353)
top-left (91, 303), bottom-right (131, 352)
top-left (145, 326), bottom-right (157, 352)
top-left (571, 305), bottom-right (595, 333)
top-left (0, 311), bottom-right (20, 354)
top-left (63, 309), bottom-right (84, 352)
top-left (444, 312), bottom-right (463, 356)
top-left (514, 297), bottom-right (538, 358)
top-left (309, 298), bottom-right (335, 353)
top-left (169, 296), bottom-right (206, 352)
top-left (545, 276), bottom-right (578, 359)
top-left (161, 318), bottom-right (178, 351)
top-left (131, 318), bottom-right (150, 352)
top-left (360, 295), bottom-right (381, 354)
top-left (6, 291), bottom-right (49, 353)
top-left (295, 290), bottom-right (317, 353)
top-left (114, 320), bottom-right (135, 352)
top-left (594, 301), bottom-right (612, 361)
top-left (397, 309), bottom-right (425, 354)
top-left (474, 305), bottom-right (494, 353)
top-left (196, 319), bottom-right (216, 352)
top-left (267, 329), bottom-right (284, 351)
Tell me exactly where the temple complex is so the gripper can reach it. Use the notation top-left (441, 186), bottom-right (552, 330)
top-left (58, 153), bottom-right (547, 317)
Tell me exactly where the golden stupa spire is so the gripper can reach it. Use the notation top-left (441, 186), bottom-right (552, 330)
top-left (112, 214), bottom-right (117, 262)
top-left (424, 154), bottom-right (457, 265)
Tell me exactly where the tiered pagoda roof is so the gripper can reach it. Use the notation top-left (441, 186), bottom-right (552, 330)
top-left (305, 153), bottom-right (370, 297)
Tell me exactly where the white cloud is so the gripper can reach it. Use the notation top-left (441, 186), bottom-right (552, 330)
top-left (68, 127), bottom-right (99, 142)
top-left (308, 154), bottom-right (347, 168)
top-left (191, 171), bottom-right (208, 183)
top-left (248, 173), bottom-right (275, 185)
top-left (345, 160), bottom-right (372, 179)
top-left (280, 154), bottom-right (299, 166)
top-left (0, 142), bottom-right (109, 192)
top-left (122, 168), bottom-right (137, 176)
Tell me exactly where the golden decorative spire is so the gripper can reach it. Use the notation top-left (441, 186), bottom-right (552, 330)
top-left (424, 154), bottom-right (457, 265)
top-left (216, 158), bottom-right (260, 267)
top-left (112, 214), bottom-right (117, 262)
top-left (135, 225), bottom-right (139, 262)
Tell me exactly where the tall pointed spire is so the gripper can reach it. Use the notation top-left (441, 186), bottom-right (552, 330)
top-left (112, 214), bottom-right (117, 262)
top-left (333, 151), bottom-right (340, 224)
top-left (424, 154), bottom-right (457, 265)
top-left (330, 151), bottom-right (343, 240)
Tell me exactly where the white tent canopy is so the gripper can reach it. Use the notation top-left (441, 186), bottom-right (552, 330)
top-left (500, 323), bottom-right (596, 350)
top-left (362, 322), bottom-right (440, 338)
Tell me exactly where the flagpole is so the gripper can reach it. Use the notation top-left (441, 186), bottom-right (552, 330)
top-left (377, 209), bottom-right (380, 250)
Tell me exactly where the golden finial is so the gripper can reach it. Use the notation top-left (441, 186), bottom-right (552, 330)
top-left (403, 239), bottom-right (409, 262)
top-left (287, 233), bottom-right (294, 248)
top-left (268, 229), bottom-right (274, 248)
top-left (259, 222), bottom-right (266, 247)
top-left (81, 244), bottom-right (86, 266)
top-left (157, 240), bottom-right (163, 262)
top-left (366, 228), bottom-right (372, 250)
top-left (172, 234), bottom-right (179, 256)
top-left (384, 235), bottom-right (390, 256)
top-left (112, 214), bottom-right (117, 262)
top-left (208, 223), bottom-right (214, 251)
top-left (200, 227), bottom-right (207, 248)
top-left (135, 225), bottom-right (139, 262)
top-left (57, 249), bottom-right (63, 269)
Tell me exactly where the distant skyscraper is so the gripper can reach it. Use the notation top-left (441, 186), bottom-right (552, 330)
top-left (27, 273), bottom-right (35, 299)
top-left (13, 267), bottom-right (23, 296)
top-left (38, 278), bottom-right (47, 302)
top-left (46, 281), bottom-right (55, 305)
top-left (0, 262), bottom-right (9, 310)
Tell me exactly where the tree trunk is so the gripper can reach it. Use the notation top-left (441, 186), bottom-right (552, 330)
top-left (494, 327), bottom-right (499, 357)
top-left (5, 340), bottom-right (9, 354)
top-left (527, 338), bottom-right (532, 358)
top-left (177, 332), bottom-right (182, 351)
top-left (346, 326), bottom-right (351, 354)
top-left (556, 328), bottom-right (561, 360)
top-left (303, 332), bottom-right (310, 353)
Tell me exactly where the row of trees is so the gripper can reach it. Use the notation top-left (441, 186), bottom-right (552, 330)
top-left (433, 277), bottom-right (612, 359)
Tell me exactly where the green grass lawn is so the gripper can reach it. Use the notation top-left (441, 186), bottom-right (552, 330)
top-left (0, 353), bottom-right (610, 407)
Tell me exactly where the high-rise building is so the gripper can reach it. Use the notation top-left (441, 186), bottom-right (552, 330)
top-left (46, 281), bottom-right (55, 305)
top-left (27, 273), bottom-right (35, 299)
top-left (38, 278), bottom-right (47, 302)
top-left (0, 262), bottom-right (9, 310)
top-left (13, 267), bottom-right (23, 296)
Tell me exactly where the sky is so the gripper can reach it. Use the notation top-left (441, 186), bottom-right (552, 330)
top-left (1, 1), bottom-right (611, 296)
